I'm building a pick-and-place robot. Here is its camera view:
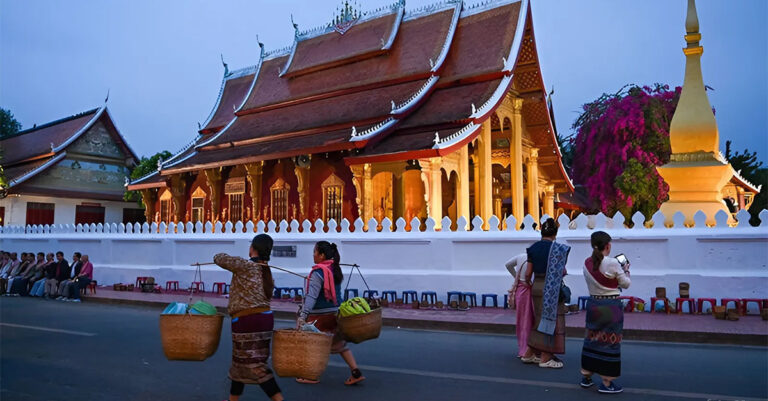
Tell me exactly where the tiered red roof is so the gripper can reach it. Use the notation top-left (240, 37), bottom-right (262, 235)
top-left (133, 0), bottom-right (572, 193)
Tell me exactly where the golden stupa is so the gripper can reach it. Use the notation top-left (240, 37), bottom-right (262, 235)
top-left (657, 0), bottom-right (734, 226)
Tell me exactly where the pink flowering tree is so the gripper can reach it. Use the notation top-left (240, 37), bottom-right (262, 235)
top-left (570, 84), bottom-right (680, 219)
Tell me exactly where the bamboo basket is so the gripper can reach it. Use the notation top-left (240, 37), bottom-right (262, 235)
top-left (159, 313), bottom-right (224, 361)
top-left (272, 329), bottom-right (333, 380)
top-left (338, 308), bottom-right (383, 344)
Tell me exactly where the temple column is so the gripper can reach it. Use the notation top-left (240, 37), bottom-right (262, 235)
top-left (204, 168), bottom-right (222, 223)
top-left (169, 174), bottom-right (186, 225)
top-left (544, 184), bottom-right (555, 218)
top-left (294, 163), bottom-right (310, 221)
top-left (421, 158), bottom-right (443, 229)
top-left (472, 154), bottom-right (480, 217)
top-left (244, 162), bottom-right (263, 223)
top-left (478, 121), bottom-right (493, 229)
top-left (351, 163), bottom-right (373, 230)
top-left (526, 148), bottom-right (540, 225)
top-left (457, 145), bottom-right (470, 229)
top-left (139, 189), bottom-right (157, 223)
top-left (510, 98), bottom-right (525, 229)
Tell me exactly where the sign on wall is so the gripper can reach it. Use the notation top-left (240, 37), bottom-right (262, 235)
top-left (225, 177), bottom-right (246, 194)
top-left (272, 245), bottom-right (297, 258)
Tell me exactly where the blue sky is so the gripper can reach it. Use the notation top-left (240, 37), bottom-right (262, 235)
top-left (2, 0), bottom-right (766, 161)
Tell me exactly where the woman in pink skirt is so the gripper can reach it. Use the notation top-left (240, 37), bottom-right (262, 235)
top-left (507, 253), bottom-right (534, 358)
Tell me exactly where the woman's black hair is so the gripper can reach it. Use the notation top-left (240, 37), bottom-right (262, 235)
top-left (590, 231), bottom-right (612, 271)
top-left (315, 241), bottom-right (343, 285)
top-left (541, 218), bottom-right (558, 238)
top-left (251, 234), bottom-right (275, 297)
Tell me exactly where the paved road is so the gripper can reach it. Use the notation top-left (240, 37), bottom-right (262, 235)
top-left (1, 297), bottom-right (766, 401)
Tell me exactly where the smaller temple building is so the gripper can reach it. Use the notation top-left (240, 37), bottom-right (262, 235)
top-left (0, 106), bottom-right (142, 227)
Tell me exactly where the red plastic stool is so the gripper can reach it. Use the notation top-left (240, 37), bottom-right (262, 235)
top-left (618, 296), bottom-right (635, 312)
top-left (721, 298), bottom-right (742, 314)
top-left (650, 297), bottom-right (670, 314)
top-left (675, 298), bottom-right (696, 314)
top-left (135, 276), bottom-right (149, 287)
top-left (165, 281), bottom-right (179, 291)
top-left (741, 298), bottom-right (763, 315)
top-left (86, 281), bottom-right (97, 294)
top-left (696, 298), bottom-right (716, 314)
top-left (190, 281), bottom-right (205, 292)
top-left (212, 282), bottom-right (226, 295)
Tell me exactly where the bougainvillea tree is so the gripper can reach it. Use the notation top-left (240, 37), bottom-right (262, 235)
top-left (570, 84), bottom-right (681, 219)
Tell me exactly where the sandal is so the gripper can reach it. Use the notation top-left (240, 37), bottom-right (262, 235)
top-left (344, 368), bottom-right (365, 385)
top-left (538, 359), bottom-right (564, 369)
top-left (520, 355), bottom-right (541, 364)
top-left (295, 378), bottom-right (320, 384)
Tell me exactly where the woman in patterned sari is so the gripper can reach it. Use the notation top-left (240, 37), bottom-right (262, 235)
top-left (579, 231), bottom-right (631, 394)
top-left (214, 234), bottom-right (284, 401)
top-left (520, 218), bottom-right (570, 369)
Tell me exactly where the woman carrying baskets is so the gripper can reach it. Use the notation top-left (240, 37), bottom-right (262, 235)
top-left (296, 241), bottom-right (365, 386)
top-left (579, 231), bottom-right (631, 394)
top-left (213, 234), bottom-right (285, 401)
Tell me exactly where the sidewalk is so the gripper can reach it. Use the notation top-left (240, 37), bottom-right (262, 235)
top-left (83, 287), bottom-right (768, 346)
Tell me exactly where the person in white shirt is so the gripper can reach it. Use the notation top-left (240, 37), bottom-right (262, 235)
top-left (579, 231), bottom-right (630, 394)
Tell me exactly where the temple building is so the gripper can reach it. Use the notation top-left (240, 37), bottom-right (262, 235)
top-left (127, 0), bottom-right (573, 230)
top-left (0, 106), bottom-right (142, 226)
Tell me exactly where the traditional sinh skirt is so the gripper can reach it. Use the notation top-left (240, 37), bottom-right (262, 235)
top-left (527, 279), bottom-right (567, 354)
top-left (581, 297), bottom-right (624, 378)
top-left (229, 311), bottom-right (275, 384)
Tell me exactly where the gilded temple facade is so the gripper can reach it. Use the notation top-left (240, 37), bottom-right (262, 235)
top-left (128, 0), bottom-right (573, 230)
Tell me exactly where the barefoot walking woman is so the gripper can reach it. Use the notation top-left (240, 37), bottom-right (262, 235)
top-left (296, 241), bottom-right (365, 385)
top-left (214, 234), bottom-right (285, 401)
top-left (580, 231), bottom-right (631, 394)
top-left (520, 218), bottom-right (570, 369)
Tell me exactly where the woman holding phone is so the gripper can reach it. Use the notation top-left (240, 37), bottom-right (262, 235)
top-left (580, 231), bottom-right (631, 394)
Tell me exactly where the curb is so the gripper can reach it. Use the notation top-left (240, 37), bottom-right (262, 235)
top-left (84, 296), bottom-right (768, 347)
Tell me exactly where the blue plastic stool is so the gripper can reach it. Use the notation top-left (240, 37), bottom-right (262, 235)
top-left (447, 291), bottom-right (462, 304)
top-left (481, 293), bottom-right (498, 307)
top-left (421, 291), bottom-right (437, 304)
top-left (344, 288), bottom-right (359, 300)
top-left (273, 287), bottom-right (288, 299)
top-left (578, 296), bottom-right (591, 310)
top-left (289, 287), bottom-right (304, 297)
top-left (382, 290), bottom-right (397, 302)
top-left (402, 290), bottom-right (418, 303)
top-left (461, 292), bottom-right (478, 307)
top-left (363, 290), bottom-right (379, 298)
top-left (503, 293), bottom-right (509, 309)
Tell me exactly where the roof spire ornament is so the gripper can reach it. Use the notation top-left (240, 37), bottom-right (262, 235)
top-left (104, 89), bottom-right (110, 103)
top-left (433, 132), bottom-right (441, 146)
top-left (291, 14), bottom-right (299, 37)
top-left (332, 0), bottom-right (361, 35)
top-left (220, 54), bottom-right (229, 76)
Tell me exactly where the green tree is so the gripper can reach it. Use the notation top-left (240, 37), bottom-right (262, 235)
top-left (1, 108), bottom-right (22, 138)
top-left (124, 150), bottom-right (172, 205)
top-left (724, 140), bottom-right (766, 226)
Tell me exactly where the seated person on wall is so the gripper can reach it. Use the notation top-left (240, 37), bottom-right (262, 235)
top-left (20, 253), bottom-right (47, 296)
top-left (57, 253), bottom-right (82, 301)
top-left (5, 253), bottom-right (31, 295)
top-left (0, 252), bottom-right (14, 292)
top-left (7, 252), bottom-right (43, 296)
top-left (44, 252), bottom-right (69, 299)
top-left (30, 253), bottom-right (55, 297)
top-left (60, 254), bottom-right (93, 303)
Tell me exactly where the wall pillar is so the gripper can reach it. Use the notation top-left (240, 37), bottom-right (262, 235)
top-left (478, 121), bottom-right (493, 229)
top-left (294, 163), bottom-right (310, 221)
top-left (244, 162), bottom-right (263, 223)
top-left (457, 145), bottom-right (470, 229)
top-left (510, 98), bottom-right (525, 229)
top-left (351, 163), bottom-right (373, 230)
top-left (544, 184), bottom-right (555, 218)
top-left (527, 148), bottom-right (540, 225)
top-left (169, 174), bottom-right (186, 224)
top-left (420, 158), bottom-right (443, 230)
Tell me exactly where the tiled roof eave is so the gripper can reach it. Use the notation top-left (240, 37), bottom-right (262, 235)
top-left (51, 106), bottom-right (106, 153)
top-left (7, 152), bottom-right (67, 188)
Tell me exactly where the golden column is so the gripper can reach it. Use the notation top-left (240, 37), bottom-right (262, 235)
top-left (478, 121), bottom-right (493, 229)
top-left (351, 163), bottom-right (373, 230)
top-left (139, 189), bottom-right (157, 223)
top-left (526, 148), bottom-right (540, 225)
top-left (656, 0), bottom-right (733, 226)
top-left (169, 174), bottom-right (186, 224)
top-left (294, 164), bottom-right (310, 221)
top-left (510, 97), bottom-right (525, 229)
top-left (422, 158), bottom-right (443, 229)
top-left (457, 145), bottom-right (470, 229)
top-left (244, 162), bottom-right (263, 222)
top-left (204, 168), bottom-right (222, 222)
top-left (543, 184), bottom-right (556, 218)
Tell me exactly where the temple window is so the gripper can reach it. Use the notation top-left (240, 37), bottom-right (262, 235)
top-left (225, 177), bottom-right (246, 222)
top-left (322, 174), bottom-right (344, 222)
top-left (191, 187), bottom-right (207, 223)
top-left (270, 178), bottom-right (290, 222)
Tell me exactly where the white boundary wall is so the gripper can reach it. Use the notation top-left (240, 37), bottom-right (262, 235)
top-left (0, 194), bottom-right (140, 226)
top-left (2, 209), bottom-right (767, 310)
